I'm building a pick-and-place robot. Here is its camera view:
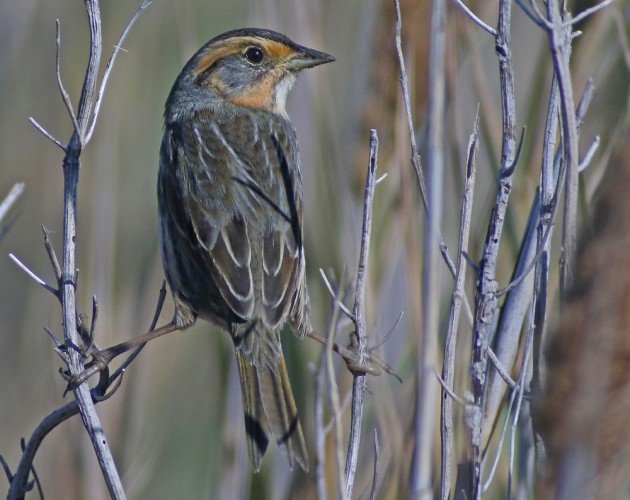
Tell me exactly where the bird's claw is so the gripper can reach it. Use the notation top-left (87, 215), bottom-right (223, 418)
top-left (343, 355), bottom-right (382, 377)
top-left (60, 349), bottom-right (113, 391)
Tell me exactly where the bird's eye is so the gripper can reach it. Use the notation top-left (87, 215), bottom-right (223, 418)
top-left (245, 47), bottom-right (264, 64)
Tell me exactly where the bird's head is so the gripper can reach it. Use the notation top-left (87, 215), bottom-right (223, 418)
top-left (168, 28), bottom-right (334, 119)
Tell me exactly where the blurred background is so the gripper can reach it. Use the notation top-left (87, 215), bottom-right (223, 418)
top-left (0, 0), bottom-right (627, 498)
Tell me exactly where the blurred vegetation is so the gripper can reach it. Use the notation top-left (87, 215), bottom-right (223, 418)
top-left (0, 0), bottom-right (627, 498)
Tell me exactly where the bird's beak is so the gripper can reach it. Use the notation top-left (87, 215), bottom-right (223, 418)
top-left (284, 45), bottom-right (335, 71)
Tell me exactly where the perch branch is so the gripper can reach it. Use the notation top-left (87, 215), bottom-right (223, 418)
top-left (345, 129), bottom-right (379, 496)
top-left (5, 285), bottom-right (165, 498)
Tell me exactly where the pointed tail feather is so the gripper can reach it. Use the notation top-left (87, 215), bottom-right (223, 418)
top-left (235, 349), bottom-right (268, 472)
top-left (235, 349), bottom-right (309, 472)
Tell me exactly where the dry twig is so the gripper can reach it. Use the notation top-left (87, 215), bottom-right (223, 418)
top-left (345, 130), bottom-right (379, 496)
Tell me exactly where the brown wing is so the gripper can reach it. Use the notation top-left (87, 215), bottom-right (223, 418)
top-left (159, 108), bottom-right (304, 331)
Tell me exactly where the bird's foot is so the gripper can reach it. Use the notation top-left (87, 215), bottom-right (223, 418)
top-left (60, 348), bottom-right (114, 391)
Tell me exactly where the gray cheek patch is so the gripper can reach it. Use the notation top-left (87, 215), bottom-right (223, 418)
top-left (216, 57), bottom-right (268, 94)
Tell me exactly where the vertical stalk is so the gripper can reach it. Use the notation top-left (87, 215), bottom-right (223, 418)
top-left (440, 112), bottom-right (479, 500)
top-left (545, 2), bottom-right (579, 294)
top-left (345, 130), bottom-right (379, 496)
top-left (57, 2), bottom-right (124, 497)
top-left (469, 0), bottom-right (517, 497)
top-left (411, 0), bottom-right (445, 497)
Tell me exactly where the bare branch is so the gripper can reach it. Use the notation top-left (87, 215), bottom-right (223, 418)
top-left (540, 3), bottom-right (580, 294)
top-left (6, 384), bottom-right (122, 499)
top-left (9, 253), bottom-right (58, 296)
top-left (495, 170), bottom-right (563, 297)
top-left (469, 0), bottom-right (518, 496)
top-left (370, 310), bottom-right (404, 351)
top-left (94, 369), bottom-right (125, 402)
top-left (325, 284), bottom-right (348, 500)
top-left (410, 0), bottom-right (447, 494)
top-left (42, 226), bottom-right (62, 287)
top-left (564, 0), bottom-right (618, 27)
top-left (394, 0), bottom-right (474, 328)
top-left (514, 0), bottom-right (548, 28)
top-left (319, 269), bottom-right (355, 321)
top-left (507, 307), bottom-right (536, 494)
top-left (345, 130), bottom-right (378, 496)
top-left (0, 454), bottom-right (14, 483)
top-left (441, 108), bottom-right (479, 500)
top-left (28, 117), bottom-right (66, 151)
top-left (577, 136), bottom-right (600, 173)
top-left (435, 370), bottom-right (467, 407)
top-left (369, 429), bottom-right (380, 500)
top-left (85, 0), bottom-right (152, 143)
top-left (314, 353), bottom-right (326, 500)
top-left (488, 348), bottom-right (517, 389)
top-left (43, 327), bottom-right (63, 349)
top-left (109, 282), bottom-right (166, 384)
top-left (452, 0), bottom-right (497, 36)
top-left (55, 20), bottom-right (81, 142)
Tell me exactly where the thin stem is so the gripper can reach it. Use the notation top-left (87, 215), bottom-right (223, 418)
top-left (325, 285), bottom-right (348, 500)
top-left (544, 3), bottom-right (579, 294)
top-left (440, 109), bottom-right (479, 500)
top-left (469, 0), bottom-right (518, 496)
top-left (452, 0), bottom-right (497, 36)
top-left (314, 353), bottom-right (326, 500)
top-left (9, 254), bottom-right (58, 296)
top-left (411, 0), bottom-right (446, 496)
top-left (345, 130), bottom-right (378, 496)
top-left (85, 0), bottom-right (152, 142)
top-left (369, 429), bottom-right (380, 500)
top-left (393, 0), bottom-right (474, 328)
top-left (28, 117), bottom-right (66, 151)
top-left (55, 20), bottom-right (81, 142)
top-left (564, 0), bottom-right (618, 27)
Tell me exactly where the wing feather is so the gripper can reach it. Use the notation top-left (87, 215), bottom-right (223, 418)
top-left (160, 108), bottom-right (305, 333)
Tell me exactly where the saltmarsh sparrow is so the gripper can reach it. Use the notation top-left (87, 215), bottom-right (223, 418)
top-left (158, 28), bottom-right (334, 472)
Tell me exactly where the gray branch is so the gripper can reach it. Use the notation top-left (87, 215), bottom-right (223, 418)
top-left (468, 0), bottom-right (518, 496)
top-left (544, 2), bottom-right (579, 294)
top-left (440, 110), bottom-right (479, 500)
top-left (393, 0), bottom-right (474, 327)
top-left (324, 279), bottom-right (348, 500)
top-left (10, 1), bottom-right (151, 497)
top-left (345, 130), bottom-right (378, 496)
top-left (6, 285), bottom-right (165, 499)
top-left (411, 0), bottom-right (446, 495)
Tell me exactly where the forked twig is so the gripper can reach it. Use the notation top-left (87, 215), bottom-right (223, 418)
top-left (85, 0), bottom-right (153, 142)
top-left (55, 20), bottom-right (81, 142)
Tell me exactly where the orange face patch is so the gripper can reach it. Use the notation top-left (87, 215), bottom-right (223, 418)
top-left (192, 36), bottom-right (295, 114)
top-left (228, 72), bottom-right (278, 110)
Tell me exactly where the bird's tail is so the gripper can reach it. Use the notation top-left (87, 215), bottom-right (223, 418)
top-left (235, 348), bottom-right (309, 472)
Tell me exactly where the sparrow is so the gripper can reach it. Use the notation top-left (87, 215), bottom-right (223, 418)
top-left (157, 28), bottom-right (334, 472)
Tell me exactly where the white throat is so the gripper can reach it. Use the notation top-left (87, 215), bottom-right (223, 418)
top-left (273, 73), bottom-right (296, 116)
